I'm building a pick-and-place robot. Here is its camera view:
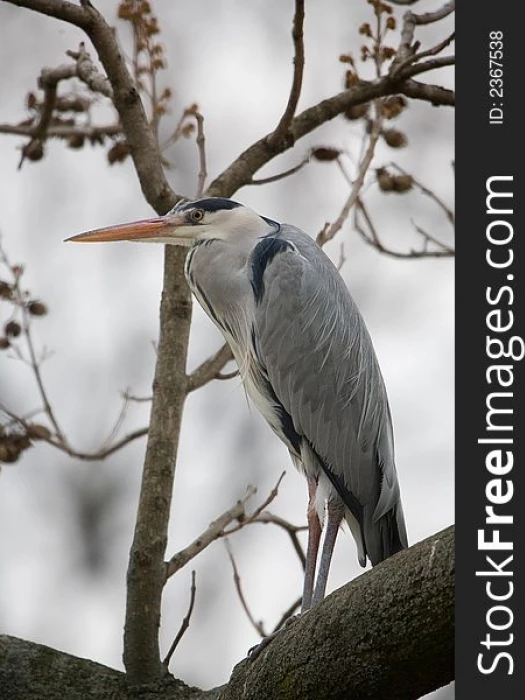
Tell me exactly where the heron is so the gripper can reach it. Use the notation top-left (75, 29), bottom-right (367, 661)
top-left (66, 196), bottom-right (408, 613)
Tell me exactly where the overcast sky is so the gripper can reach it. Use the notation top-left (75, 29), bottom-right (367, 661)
top-left (0, 0), bottom-right (454, 695)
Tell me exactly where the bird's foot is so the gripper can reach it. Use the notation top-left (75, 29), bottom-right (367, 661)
top-left (247, 614), bottom-right (301, 661)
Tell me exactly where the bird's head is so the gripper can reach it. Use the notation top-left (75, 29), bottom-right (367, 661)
top-left (65, 197), bottom-right (274, 246)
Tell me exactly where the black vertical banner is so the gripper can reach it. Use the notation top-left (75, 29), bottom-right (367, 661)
top-left (456, 2), bottom-right (524, 699)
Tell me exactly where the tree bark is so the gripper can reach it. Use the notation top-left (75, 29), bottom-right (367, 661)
top-left (0, 526), bottom-right (454, 700)
top-left (123, 246), bottom-right (192, 684)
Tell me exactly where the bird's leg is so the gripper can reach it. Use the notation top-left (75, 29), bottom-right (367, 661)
top-left (248, 477), bottom-right (321, 661)
top-left (311, 499), bottom-right (344, 607)
top-left (301, 475), bottom-right (322, 613)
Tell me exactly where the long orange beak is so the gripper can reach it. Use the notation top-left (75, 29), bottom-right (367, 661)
top-left (64, 213), bottom-right (186, 243)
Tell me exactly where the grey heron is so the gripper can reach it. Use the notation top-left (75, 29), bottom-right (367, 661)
top-left (67, 197), bottom-right (408, 613)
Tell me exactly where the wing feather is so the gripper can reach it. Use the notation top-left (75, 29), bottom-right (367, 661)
top-left (250, 227), bottom-right (408, 564)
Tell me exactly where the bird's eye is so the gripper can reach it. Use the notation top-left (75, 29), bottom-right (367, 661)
top-left (189, 209), bottom-right (204, 223)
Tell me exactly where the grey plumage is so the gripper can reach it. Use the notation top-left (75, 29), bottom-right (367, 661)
top-left (67, 196), bottom-right (408, 611)
top-left (184, 203), bottom-right (407, 570)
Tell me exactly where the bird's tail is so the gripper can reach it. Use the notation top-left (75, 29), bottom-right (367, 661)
top-left (363, 502), bottom-right (408, 566)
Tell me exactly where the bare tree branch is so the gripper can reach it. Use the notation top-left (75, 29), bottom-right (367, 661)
top-left (248, 154), bottom-right (310, 185)
top-left (67, 41), bottom-right (114, 97)
top-left (0, 402), bottom-right (149, 461)
top-left (0, 123), bottom-right (121, 139)
top-left (391, 161), bottom-right (455, 225)
top-left (2, 0), bottom-right (191, 685)
top-left (317, 114), bottom-right (383, 247)
top-left (186, 344), bottom-right (234, 393)
top-left (271, 596), bottom-right (302, 634)
top-left (221, 526), bottom-right (454, 700)
top-left (399, 77), bottom-right (454, 105)
top-left (392, 0), bottom-right (455, 72)
top-left (225, 541), bottom-right (267, 638)
top-left (399, 55), bottom-right (455, 80)
top-left (8, 0), bottom-right (178, 211)
top-left (251, 511), bottom-right (307, 570)
top-left (207, 75), bottom-right (453, 198)
top-left (162, 571), bottom-right (197, 667)
top-left (0, 248), bottom-right (65, 439)
top-left (268, 0), bottom-right (305, 147)
top-left (195, 111), bottom-right (207, 197)
top-left (0, 526), bottom-right (454, 700)
top-left (408, 31), bottom-right (455, 65)
top-left (165, 486), bottom-right (257, 579)
top-left (355, 198), bottom-right (454, 259)
top-left (222, 472), bottom-right (286, 536)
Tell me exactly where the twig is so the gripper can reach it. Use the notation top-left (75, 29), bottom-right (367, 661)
top-left (7, 0), bottom-right (180, 212)
top-left (316, 113), bottom-right (383, 247)
top-left (98, 393), bottom-right (131, 451)
top-left (248, 154), bottom-right (310, 185)
top-left (0, 249), bottom-right (65, 440)
top-left (225, 540), bottom-right (267, 638)
top-left (223, 472), bottom-right (286, 535)
top-left (391, 1), bottom-right (455, 74)
top-left (400, 78), bottom-right (454, 106)
top-left (66, 42), bottom-right (114, 98)
top-left (207, 72), bottom-right (453, 197)
top-left (122, 390), bottom-right (153, 403)
top-left (0, 123), bottom-right (121, 139)
top-left (159, 105), bottom-right (195, 152)
top-left (17, 64), bottom-right (71, 167)
top-left (411, 221), bottom-right (454, 254)
top-left (15, 42), bottom-right (115, 168)
top-left (217, 369), bottom-right (239, 381)
top-left (355, 198), bottom-right (454, 259)
top-left (165, 485), bottom-right (257, 579)
top-left (186, 344), bottom-right (234, 393)
top-left (271, 596), bottom-right (302, 633)
top-left (162, 571), bottom-right (197, 667)
top-left (253, 511), bottom-right (307, 569)
top-left (390, 162), bottom-right (454, 225)
top-left (336, 243), bottom-right (347, 271)
top-left (195, 112), bottom-right (207, 197)
top-left (0, 404), bottom-right (149, 461)
top-left (267, 0), bottom-right (305, 146)
top-left (410, 31), bottom-right (455, 64)
top-left (399, 55), bottom-right (455, 80)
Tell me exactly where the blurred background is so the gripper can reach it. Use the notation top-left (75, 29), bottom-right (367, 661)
top-left (0, 0), bottom-right (454, 696)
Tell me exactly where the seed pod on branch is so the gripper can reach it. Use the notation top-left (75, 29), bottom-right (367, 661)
top-left (67, 134), bottom-right (85, 150)
top-left (376, 167), bottom-right (395, 192)
top-left (22, 140), bottom-right (44, 162)
top-left (0, 281), bottom-right (12, 300)
top-left (107, 141), bottom-right (130, 165)
top-left (312, 147), bottom-right (341, 162)
top-left (343, 103), bottom-right (369, 121)
top-left (392, 174), bottom-right (413, 192)
top-left (380, 95), bottom-right (408, 119)
top-left (5, 320), bottom-right (21, 337)
top-left (383, 129), bottom-right (408, 148)
top-left (27, 300), bottom-right (48, 316)
top-left (27, 424), bottom-right (52, 440)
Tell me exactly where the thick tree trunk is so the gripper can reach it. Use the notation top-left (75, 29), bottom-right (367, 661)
top-left (0, 526), bottom-right (454, 700)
